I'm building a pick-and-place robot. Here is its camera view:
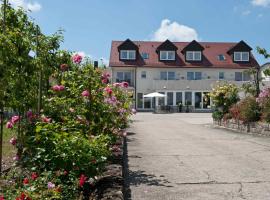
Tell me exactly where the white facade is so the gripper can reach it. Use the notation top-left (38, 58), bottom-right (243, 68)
top-left (111, 67), bottom-right (251, 111)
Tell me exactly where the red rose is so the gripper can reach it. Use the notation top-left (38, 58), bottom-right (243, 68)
top-left (60, 64), bottom-right (68, 71)
top-left (23, 178), bottom-right (29, 185)
top-left (31, 172), bottom-right (38, 180)
top-left (79, 174), bottom-right (87, 187)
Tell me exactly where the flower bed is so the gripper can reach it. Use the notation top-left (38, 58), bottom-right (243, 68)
top-left (0, 52), bottom-right (135, 199)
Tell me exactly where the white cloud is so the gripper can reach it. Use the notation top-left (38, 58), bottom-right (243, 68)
top-left (251, 0), bottom-right (270, 7)
top-left (9, 0), bottom-right (42, 12)
top-left (151, 19), bottom-right (199, 42)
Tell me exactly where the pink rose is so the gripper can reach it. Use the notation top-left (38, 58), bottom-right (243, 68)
top-left (42, 116), bottom-right (52, 123)
top-left (104, 87), bottom-right (113, 95)
top-left (81, 90), bottom-right (90, 97)
top-left (72, 53), bottom-right (84, 64)
top-left (132, 108), bottom-right (137, 114)
top-left (113, 83), bottom-right (121, 87)
top-left (121, 82), bottom-right (129, 88)
top-left (48, 182), bottom-right (55, 189)
top-left (52, 85), bottom-right (65, 91)
top-left (9, 137), bottom-right (17, 145)
top-left (11, 115), bottom-right (20, 124)
top-left (6, 121), bottom-right (13, 129)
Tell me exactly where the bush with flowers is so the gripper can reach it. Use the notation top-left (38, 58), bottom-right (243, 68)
top-left (210, 83), bottom-right (239, 120)
top-left (1, 53), bottom-right (134, 199)
top-left (256, 88), bottom-right (270, 123)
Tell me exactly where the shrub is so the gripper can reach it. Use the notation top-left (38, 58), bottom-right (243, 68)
top-left (212, 110), bottom-right (223, 121)
top-left (239, 97), bottom-right (261, 124)
top-left (261, 98), bottom-right (270, 123)
top-left (229, 103), bottom-right (241, 121)
top-left (210, 83), bottom-right (239, 119)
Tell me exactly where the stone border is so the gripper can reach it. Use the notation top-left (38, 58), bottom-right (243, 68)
top-left (214, 119), bottom-right (270, 137)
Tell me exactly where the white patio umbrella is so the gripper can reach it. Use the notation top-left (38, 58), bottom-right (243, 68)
top-left (143, 92), bottom-right (166, 98)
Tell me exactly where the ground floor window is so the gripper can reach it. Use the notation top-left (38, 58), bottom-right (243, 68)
top-left (144, 97), bottom-right (151, 109)
top-left (167, 92), bottom-right (174, 106)
top-left (137, 91), bottom-right (211, 110)
top-left (185, 92), bottom-right (192, 106)
top-left (176, 92), bottom-right (182, 105)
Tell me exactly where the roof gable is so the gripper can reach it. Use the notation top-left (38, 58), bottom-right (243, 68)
top-left (109, 41), bottom-right (258, 69)
top-left (181, 40), bottom-right (205, 53)
top-left (117, 39), bottom-right (138, 51)
top-left (156, 39), bottom-right (178, 52)
top-left (227, 40), bottom-right (252, 54)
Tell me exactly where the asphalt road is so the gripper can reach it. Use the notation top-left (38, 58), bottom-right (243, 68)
top-left (125, 113), bottom-right (270, 200)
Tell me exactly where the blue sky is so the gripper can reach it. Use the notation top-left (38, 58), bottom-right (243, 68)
top-left (9, 0), bottom-right (270, 65)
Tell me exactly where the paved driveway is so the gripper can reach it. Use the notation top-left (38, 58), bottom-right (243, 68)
top-left (125, 113), bottom-right (270, 200)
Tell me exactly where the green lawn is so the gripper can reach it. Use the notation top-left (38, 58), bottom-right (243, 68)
top-left (2, 126), bottom-right (16, 160)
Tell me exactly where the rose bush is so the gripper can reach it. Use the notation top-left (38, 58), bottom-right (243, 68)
top-left (1, 55), bottom-right (134, 199)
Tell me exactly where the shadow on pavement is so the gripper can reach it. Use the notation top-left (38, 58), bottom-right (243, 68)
top-left (123, 134), bottom-right (173, 200)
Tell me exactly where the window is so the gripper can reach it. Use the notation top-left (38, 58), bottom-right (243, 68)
top-left (176, 92), bottom-right (182, 105)
top-left (160, 51), bottom-right (175, 61)
top-left (235, 72), bottom-right (243, 81)
top-left (187, 72), bottom-right (194, 80)
top-left (160, 71), bottom-right (176, 80)
top-left (187, 72), bottom-right (201, 80)
top-left (160, 72), bottom-right (167, 80)
top-left (120, 50), bottom-right (136, 60)
top-left (186, 51), bottom-right (202, 61)
top-left (141, 52), bottom-right (149, 59)
top-left (141, 71), bottom-right (146, 79)
top-left (195, 72), bottom-right (202, 80)
top-left (116, 72), bottom-right (132, 84)
top-left (168, 72), bottom-right (176, 80)
top-left (234, 52), bottom-right (249, 62)
top-left (167, 92), bottom-right (174, 106)
top-left (185, 92), bottom-right (192, 106)
top-left (219, 72), bottom-right (225, 80)
top-left (218, 54), bottom-right (226, 61)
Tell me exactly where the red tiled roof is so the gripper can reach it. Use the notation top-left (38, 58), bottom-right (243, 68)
top-left (109, 41), bottom-right (259, 69)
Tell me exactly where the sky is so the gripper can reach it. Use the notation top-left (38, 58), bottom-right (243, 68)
top-left (8, 0), bottom-right (270, 65)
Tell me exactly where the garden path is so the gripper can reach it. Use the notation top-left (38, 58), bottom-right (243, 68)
top-left (125, 113), bottom-right (270, 200)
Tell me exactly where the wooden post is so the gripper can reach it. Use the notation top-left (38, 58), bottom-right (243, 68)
top-left (0, 0), bottom-right (8, 174)
top-left (36, 26), bottom-right (42, 115)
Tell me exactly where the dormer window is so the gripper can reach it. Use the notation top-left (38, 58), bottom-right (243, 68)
top-left (234, 52), bottom-right (249, 62)
top-left (160, 51), bottom-right (175, 61)
top-left (120, 50), bottom-right (136, 60)
top-left (186, 51), bottom-right (202, 61)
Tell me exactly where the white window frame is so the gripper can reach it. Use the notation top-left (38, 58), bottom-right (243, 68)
top-left (160, 51), bottom-right (176, 61)
top-left (186, 51), bottom-right (202, 61)
top-left (234, 52), bottom-right (249, 62)
top-left (160, 71), bottom-right (176, 80)
top-left (120, 50), bottom-right (136, 60)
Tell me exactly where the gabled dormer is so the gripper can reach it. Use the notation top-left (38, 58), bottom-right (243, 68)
top-left (118, 39), bottom-right (139, 61)
top-left (181, 40), bottom-right (204, 62)
top-left (156, 39), bottom-right (178, 61)
top-left (227, 40), bottom-right (252, 63)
